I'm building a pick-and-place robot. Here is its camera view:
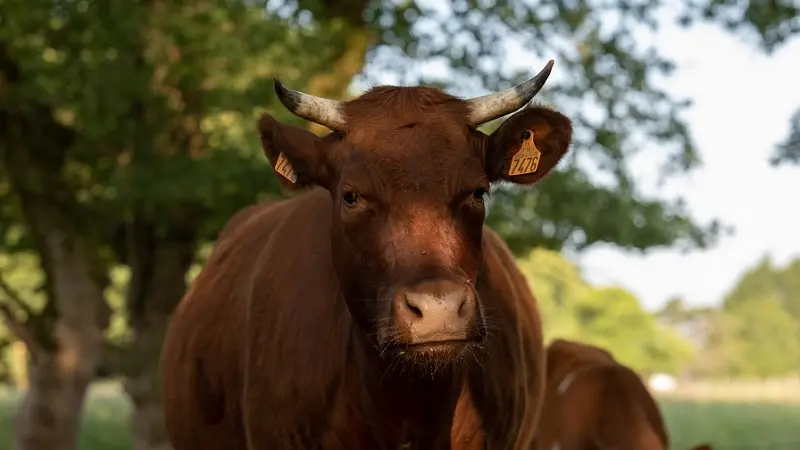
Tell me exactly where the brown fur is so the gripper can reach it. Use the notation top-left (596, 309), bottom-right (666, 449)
top-left (537, 339), bottom-right (714, 450)
top-left (161, 84), bottom-right (574, 449)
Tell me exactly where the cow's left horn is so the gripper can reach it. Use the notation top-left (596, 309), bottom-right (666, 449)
top-left (464, 59), bottom-right (555, 128)
top-left (273, 78), bottom-right (347, 131)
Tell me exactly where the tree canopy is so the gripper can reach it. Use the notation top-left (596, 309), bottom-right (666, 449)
top-left (520, 248), bottom-right (695, 375)
top-left (661, 255), bottom-right (800, 379)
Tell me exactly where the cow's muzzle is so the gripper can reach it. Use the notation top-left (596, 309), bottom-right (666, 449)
top-left (389, 278), bottom-right (484, 349)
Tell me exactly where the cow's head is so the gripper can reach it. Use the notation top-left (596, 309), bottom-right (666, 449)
top-left (258, 60), bottom-right (572, 368)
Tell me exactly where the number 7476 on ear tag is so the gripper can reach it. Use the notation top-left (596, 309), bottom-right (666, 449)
top-left (507, 130), bottom-right (541, 177)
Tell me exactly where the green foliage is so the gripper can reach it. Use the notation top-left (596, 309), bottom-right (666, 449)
top-left (0, 254), bottom-right (46, 314)
top-left (1, 0), bottom-right (350, 247)
top-left (724, 256), bottom-right (800, 322)
top-left (0, 253), bottom-right (44, 382)
top-left (518, 248), bottom-right (695, 375)
top-left (713, 256), bottom-right (800, 378)
top-left (518, 247), bottom-right (591, 339)
top-left (668, 255), bottom-right (800, 379)
top-left (486, 177), bottom-right (723, 254)
top-left (105, 265), bottom-right (132, 345)
top-left (0, 2), bottom-right (361, 394)
top-left (0, 252), bottom-right (132, 380)
top-left (522, 249), bottom-right (800, 379)
top-left (772, 110), bottom-right (800, 166)
top-left (722, 297), bottom-right (800, 378)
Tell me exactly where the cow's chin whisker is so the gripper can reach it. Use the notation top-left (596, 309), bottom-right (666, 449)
top-left (378, 340), bottom-right (475, 378)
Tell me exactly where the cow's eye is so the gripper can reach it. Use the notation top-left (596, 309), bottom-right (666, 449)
top-left (472, 187), bottom-right (488, 201)
top-left (342, 191), bottom-right (359, 206)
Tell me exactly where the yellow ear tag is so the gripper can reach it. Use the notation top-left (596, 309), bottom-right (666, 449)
top-left (274, 152), bottom-right (298, 184)
top-left (507, 130), bottom-right (541, 177)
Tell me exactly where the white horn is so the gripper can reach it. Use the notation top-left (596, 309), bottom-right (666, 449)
top-left (465, 60), bottom-right (555, 127)
top-left (273, 78), bottom-right (347, 131)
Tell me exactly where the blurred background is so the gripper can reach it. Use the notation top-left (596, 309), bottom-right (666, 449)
top-left (1, 0), bottom-right (799, 449)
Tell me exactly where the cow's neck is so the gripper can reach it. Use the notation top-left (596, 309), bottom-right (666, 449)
top-left (348, 329), bottom-right (463, 449)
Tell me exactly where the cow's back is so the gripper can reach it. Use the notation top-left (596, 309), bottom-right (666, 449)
top-left (161, 189), bottom-right (333, 450)
top-left (538, 341), bottom-right (669, 450)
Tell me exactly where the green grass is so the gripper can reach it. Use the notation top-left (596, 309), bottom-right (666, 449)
top-left (0, 384), bottom-right (799, 450)
top-left (661, 399), bottom-right (800, 450)
top-left (0, 381), bottom-right (132, 450)
top-left (659, 397), bottom-right (800, 449)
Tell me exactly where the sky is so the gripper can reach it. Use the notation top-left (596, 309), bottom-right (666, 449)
top-left (575, 19), bottom-right (800, 311)
top-left (357, 3), bottom-right (800, 312)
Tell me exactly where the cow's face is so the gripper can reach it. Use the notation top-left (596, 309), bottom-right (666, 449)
top-left (258, 62), bottom-right (572, 369)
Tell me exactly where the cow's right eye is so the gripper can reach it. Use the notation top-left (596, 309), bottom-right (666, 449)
top-left (472, 187), bottom-right (488, 201)
top-left (342, 191), bottom-right (359, 206)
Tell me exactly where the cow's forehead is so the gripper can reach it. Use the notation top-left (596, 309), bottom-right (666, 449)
top-left (340, 124), bottom-right (483, 195)
top-left (342, 85), bottom-right (473, 145)
top-left (344, 116), bottom-right (470, 151)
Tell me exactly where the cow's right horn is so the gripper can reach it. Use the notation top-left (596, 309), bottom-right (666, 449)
top-left (464, 59), bottom-right (555, 128)
top-left (273, 79), bottom-right (347, 131)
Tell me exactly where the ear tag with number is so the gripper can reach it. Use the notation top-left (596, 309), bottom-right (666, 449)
top-left (274, 152), bottom-right (298, 184)
top-left (507, 130), bottom-right (541, 176)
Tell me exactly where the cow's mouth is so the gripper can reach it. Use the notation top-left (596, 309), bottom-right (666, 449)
top-left (394, 338), bottom-right (473, 360)
top-left (408, 339), bottom-right (469, 351)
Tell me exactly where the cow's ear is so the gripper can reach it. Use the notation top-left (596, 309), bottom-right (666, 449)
top-left (258, 113), bottom-right (336, 190)
top-left (485, 105), bottom-right (572, 185)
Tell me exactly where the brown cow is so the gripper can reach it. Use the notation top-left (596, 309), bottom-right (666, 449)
top-left (537, 338), bottom-right (714, 450)
top-left (161, 60), bottom-right (572, 449)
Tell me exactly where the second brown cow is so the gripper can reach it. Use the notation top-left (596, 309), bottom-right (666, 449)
top-left (160, 60), bottom-right (573, 449)
top-left (538, 338), bottom-right (714, 450)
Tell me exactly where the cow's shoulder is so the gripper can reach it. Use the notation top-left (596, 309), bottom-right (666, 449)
top-left (216, 188), bottom-right (332, 249)
top-left (546, 339), bottom-right (617, 381)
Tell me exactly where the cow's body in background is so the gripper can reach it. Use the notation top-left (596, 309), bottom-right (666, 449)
top-left (538, 338), bottom-right (714, 450)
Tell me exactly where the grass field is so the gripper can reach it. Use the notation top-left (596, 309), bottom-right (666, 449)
top-left (0, 382), bottom-right (132, 450)
top-left (1, 382), bottom-right (800, 450)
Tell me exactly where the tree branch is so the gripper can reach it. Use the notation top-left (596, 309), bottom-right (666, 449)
top-left (0, 301), bottom-right (42, 363)
top-left (0, 267), bottom-right (46, 362)
top-left (0, 268), bottom-right (36, 318)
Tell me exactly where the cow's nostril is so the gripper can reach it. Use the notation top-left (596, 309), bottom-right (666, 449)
top-left (457, 287), bottom-right (475, 318)
top-left (404, 295), bottom-right (424, 318)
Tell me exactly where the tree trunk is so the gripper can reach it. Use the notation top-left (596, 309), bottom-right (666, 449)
top-left (2, 38), bottom-right (111, 450)
top-left (123, 230), bottom-right (195, 450)
top-left (124, 314), bottom-right (174, 450)
top-left (13, 346), bottom-right (92, 450)
top-left (10, 235), bottom-right (110, 450)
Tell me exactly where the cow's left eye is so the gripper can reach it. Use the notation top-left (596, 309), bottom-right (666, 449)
top-left (472, 187), bottom-right (488, 201)
top-left (342, 191), bottom-right (360, 206)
